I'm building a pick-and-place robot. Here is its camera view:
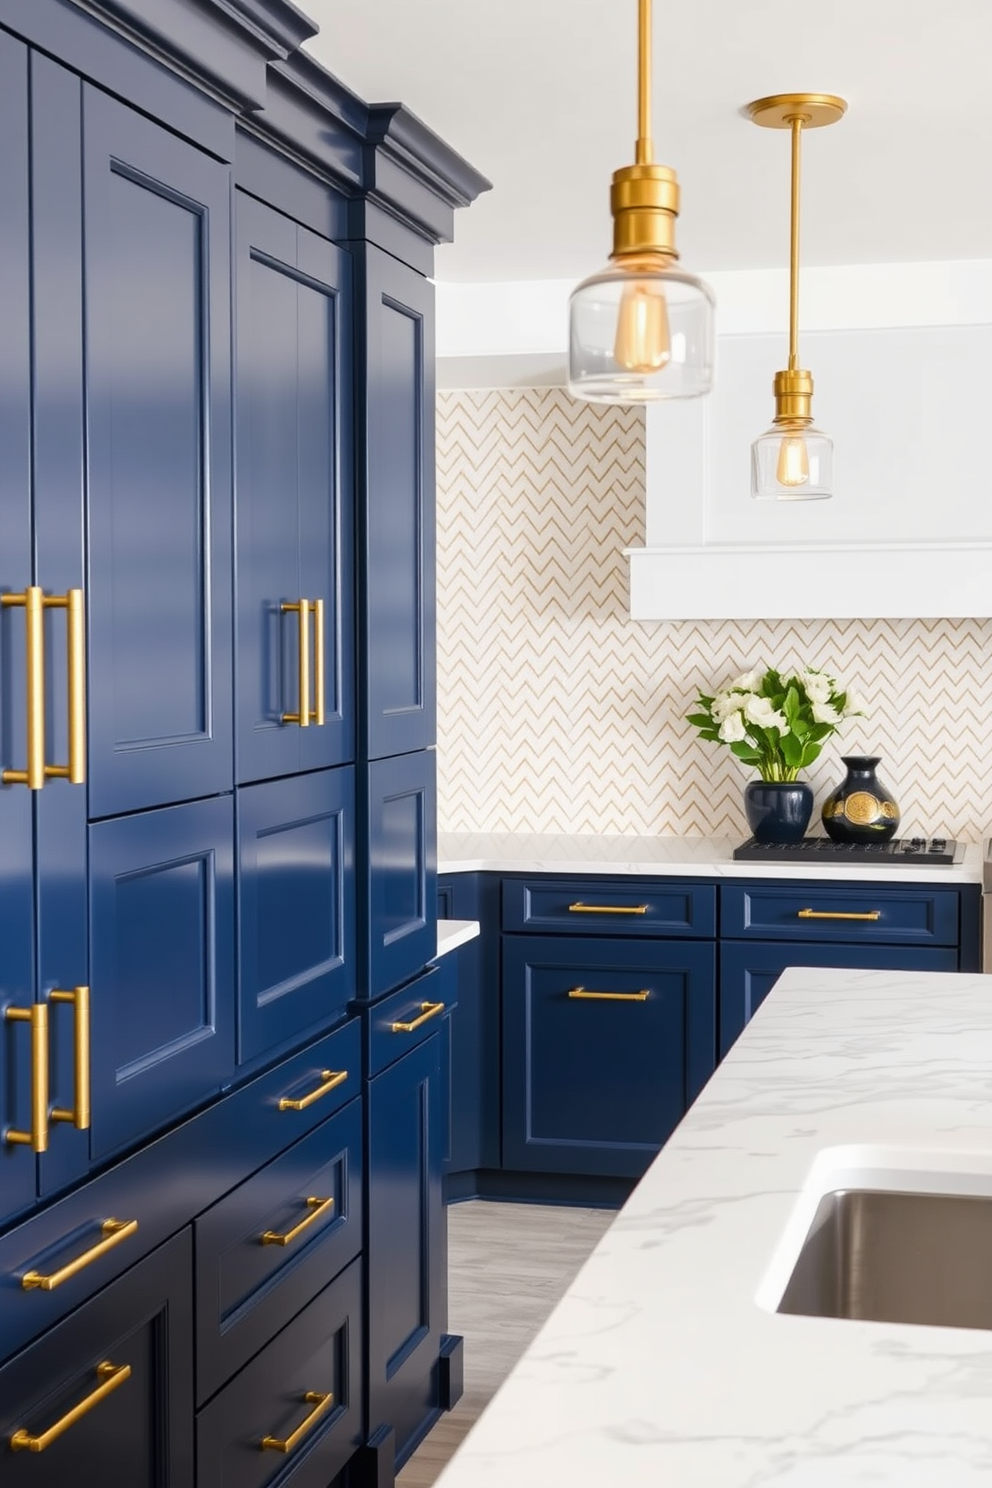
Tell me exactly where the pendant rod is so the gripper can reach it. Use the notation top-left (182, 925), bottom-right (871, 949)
top-left (788, 114), bottom-right (803, 371)
top-left (636, 0), bottom-right (653, 165)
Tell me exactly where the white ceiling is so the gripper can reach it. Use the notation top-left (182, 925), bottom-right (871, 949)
top-left (301, 0), bottom-right (992, 284)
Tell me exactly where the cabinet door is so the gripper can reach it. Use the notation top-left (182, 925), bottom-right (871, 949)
top-left (437, 873), bottom-right (501, 1177)
top-left (238, 768), bottom-right (355, 1066)
top-left (367, 1032), bottom-right (447, 1469)
top-left (364, 750), bottom-right (437, 999)
top-left (502, 936), bottom-right (717, 1178)
top-left (0, 1229), bottom-right (193, 1488)
top-left (235, 194), bottom-right (354, 784)
top-left (89, 796), bottom-right (235, 1161)
top-left (83, 86), bottom-right (233, 819)
top-left (0, 29), bottom-right (36, 1230)
top-left (719, 940), bottom-right (958, 1059)
top-left (359, 245), bottom-right (435, 759)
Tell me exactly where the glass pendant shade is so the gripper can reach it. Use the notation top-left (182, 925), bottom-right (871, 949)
top-left (568, 256), bottom-right (715, 403)
top-left (751, 421), bottom-right (833, 501)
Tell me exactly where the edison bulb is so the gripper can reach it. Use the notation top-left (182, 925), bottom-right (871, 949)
top-left (751, 422), bottom-right (834, 501)
top-left (613, 281), bottom-right (671, 373)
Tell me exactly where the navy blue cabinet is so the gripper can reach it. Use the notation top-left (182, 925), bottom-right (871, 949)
top-left (89, 796), bottom-right (235, 1162)
top-left (235, 193), bottom-right (354, 785)
top-left (0, 1229), bottom-right (194, 1488)
top-left (502, 935), bottom-right (716, 1179)
top-left (437, 874), bottom-right (501, 1183)
top-left (83, 86), bottom-right (233, 820)
top-left (359, 246), bottom-right (436, 761)
top-left (237, 768), bottom-right (356, 1066)
top-left (367, 1031), bottom-right (448, 1470)
top-left (364, 750), bottom-right (437, 1000)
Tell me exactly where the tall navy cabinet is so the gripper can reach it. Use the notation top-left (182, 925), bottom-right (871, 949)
top-left (0, 5), bottom-right (488, 1487)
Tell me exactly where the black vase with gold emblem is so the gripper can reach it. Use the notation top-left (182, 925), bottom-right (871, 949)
top-left (821, 756), bottom-right (901, 842)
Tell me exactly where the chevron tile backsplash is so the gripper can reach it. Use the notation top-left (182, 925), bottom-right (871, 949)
top-left (436, 387), bottom-right (992, 843)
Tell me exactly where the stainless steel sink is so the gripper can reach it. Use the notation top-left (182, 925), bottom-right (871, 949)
top-left (778, 1188), bottom-right (992, 1332)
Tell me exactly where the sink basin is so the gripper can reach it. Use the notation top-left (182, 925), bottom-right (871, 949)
top-left (778, 1187), bottom-right (992, 1332)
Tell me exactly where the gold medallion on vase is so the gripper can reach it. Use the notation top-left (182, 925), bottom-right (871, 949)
top-left (841, 791), bottom-right (880, 825)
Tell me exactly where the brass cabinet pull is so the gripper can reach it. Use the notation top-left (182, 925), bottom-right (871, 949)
top-left (9, 1361), bottom-right (131, 1452)
top-left (567, 987), bottom-right (650, 1002)
top-left (261, 1195), bottom-right (334, 1247)
top-left (5, 1003), bottom-right (49, 1152)
top-left (261, 1391), bottom-right (333, 1454)
top-left (311, 597), bottom-right (325, 725)
top-left (43, 589), bottom-right (86, 784)
top-left (391, 1000), bottom-right (445, 1033)
top-left (568, 902), bottom-right (648, 915)
top-left (797, 908), bottom-right (881, 921)
top-left (21, 1218), bottom-right (138, 1291)
top-left (49, 986), bottom-right (91, 1130)
top-left (2, 586), bottom-right (46, 789)
top-left (281, 599), bottom-right (312, 727)
top-left (278, 1068), bottom-right (348, 1112)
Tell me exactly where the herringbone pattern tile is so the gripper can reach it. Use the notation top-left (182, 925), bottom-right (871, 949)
top-left (437, 388), bottom-right (992, 843)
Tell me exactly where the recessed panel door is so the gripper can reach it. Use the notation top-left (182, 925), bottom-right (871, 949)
top-left (83, 87), bottom-right (233, 818)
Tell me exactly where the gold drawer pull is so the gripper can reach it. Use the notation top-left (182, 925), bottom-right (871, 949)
top-left (21, 1218), bottom-right (138, 1292)
top-left (49, 985), bottom-right (91, 1130)
top-left (567, 987), bottom-right (650, 1002)
top-left (2, 586), bottom-right (46, 789)
top-left (10, 1360), bottom-right (131, 1451)
top-left (391, 1000), bottom-right (445, 1033)
top-left (797, 908), bottom-right (881, 922)
top-left (5, 1003), bottom-right (49, 1153)
top-left (262, 1195), bottom-right (334, 1247)
top-left (43, 588), bottom-right (86, 784)
top-left (311, 597), bottom-right (325, 726)
top-left (278, 1069), bottom-right (348, 1112)
top-left (261, 1391), bottom-right (333, 1454)
top-left (281, 599), bottom-right (312, 728)
top-left (568, 902), bottom-right (648, 915)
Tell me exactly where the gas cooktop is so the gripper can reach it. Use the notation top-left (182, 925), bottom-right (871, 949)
top-left (733, 836), bottom-right (964, 865)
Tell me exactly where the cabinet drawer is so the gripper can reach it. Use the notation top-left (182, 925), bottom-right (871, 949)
top-left (195, 1098), bottom-right (362, 1404)
top-left (0, 1019), bottom-right (360, 1366)
top-left (0, 1230), bottom-right (193, 1488)
top-left (502, 936), bottom-right (716, 1178)
top-left (722, 883), bottom-right (959, 946)
top-left (366, 964), bottom-right (449, 1077)
top-left (503, 877), bottom-right (716, 937)
top-left (197, 1256), bottom-right (362, 1488)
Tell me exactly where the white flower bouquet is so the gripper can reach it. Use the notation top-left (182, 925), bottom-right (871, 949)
top-left (686, 667), bottom-right (867, 783)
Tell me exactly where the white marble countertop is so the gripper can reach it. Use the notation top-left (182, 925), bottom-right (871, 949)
top-left (436, 965), bottom-right (992, 1487)
top-left (435, 918), bottom-right (481, 959)
top-left (438, 830), bottom-right (983, 884)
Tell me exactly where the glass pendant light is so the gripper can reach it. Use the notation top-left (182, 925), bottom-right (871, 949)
top-left (747, 93), bottom-right (847, 500)
top-left (567, 0), bottom-right (715, 404)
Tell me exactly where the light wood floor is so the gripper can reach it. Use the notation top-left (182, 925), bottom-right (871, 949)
top-left (396, 1200), bottom-right (616, 1488)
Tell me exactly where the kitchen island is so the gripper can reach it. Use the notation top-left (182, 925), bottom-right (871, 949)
top-left (435, 965), bottom-right (992, 1486)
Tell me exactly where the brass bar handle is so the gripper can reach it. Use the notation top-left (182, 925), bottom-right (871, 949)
top-left (280, 600), bottom-right (311, 727)
top-left (261, 1195), bottom-right (334, 1247)
top-left (5, 1003), bottom-right (49, 1153)
top-left (567, 987), bottom-right (650, 1002)
top-left (2, 586), bottom-right (46, 789)
top-left (9, 1361), bottom-right (131, 1453)
top-left (568, 902), bottom-right (648, 915)
top-left (43, 589), bottom-right (86, 784)
top-left (261, 1391), bottom-right (333, 1454)
top-left (49, 986), bottom-right (91, 1130)
top-left (310, 597), bottom-right (325, 726)
top-left (21, 1218), bottom-right (138, 1291)
top-left (391, 1000), bottom-right (445, 1033)
top-left (797, 908), bottom-right (881, 922)
top-left (278, 1068), bottom-right (348, 1112)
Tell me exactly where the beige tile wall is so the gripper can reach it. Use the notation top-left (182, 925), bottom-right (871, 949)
top-left (436, 387), bottom-right (992, 843)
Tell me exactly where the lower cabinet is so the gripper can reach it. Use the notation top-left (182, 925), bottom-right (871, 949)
top-left (366, 1023), bottom-right (449, 1472)
top-left (502, 936), bottom-right (716, 1179)
top-left (0, 1230), bottom-right (194, 1488)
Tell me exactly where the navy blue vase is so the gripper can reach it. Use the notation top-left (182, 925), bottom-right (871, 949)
top-left (744, 781), bottom-right (814, 843)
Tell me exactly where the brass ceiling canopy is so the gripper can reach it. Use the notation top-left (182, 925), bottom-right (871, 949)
top-left (747, 93), bottom-right (848, 131)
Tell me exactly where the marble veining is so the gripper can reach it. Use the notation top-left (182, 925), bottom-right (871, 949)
top-left (434, 967), bottom-right (992, 1487)
top-left (438, 830), bottom-right (983, 885)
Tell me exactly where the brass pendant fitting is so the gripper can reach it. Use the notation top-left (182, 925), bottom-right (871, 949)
top-left (772, 368), bottom-right (814, 425)
top-left (610, 162), bottom-right (680, 261)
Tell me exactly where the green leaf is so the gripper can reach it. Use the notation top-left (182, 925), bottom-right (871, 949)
top-left (784, 685), bottom-right (800, 726)
top-left (686, 713), bottom-right (714, 728)
top-left (779, 732), bottom-right (802, 768)
top-left (729, 742), bottom-right (762, 763)
top-left (800, 741), bottom-right (824, 768)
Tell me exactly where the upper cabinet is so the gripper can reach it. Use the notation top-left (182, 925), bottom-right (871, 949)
top-left (358, 246), bottom-right (437, 760)
top-left (235, 193), bottom-right (354, 784)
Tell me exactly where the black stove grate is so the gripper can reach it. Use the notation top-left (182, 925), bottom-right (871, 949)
top-left (733, 836), bottom-right (961, 865)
